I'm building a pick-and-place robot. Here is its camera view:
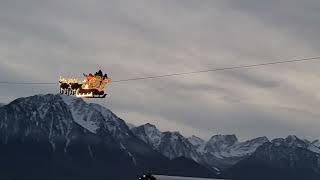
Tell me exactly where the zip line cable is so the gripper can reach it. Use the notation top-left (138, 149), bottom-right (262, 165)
top-left (112, 56), bottom-right (320, 83)
top-left (1, 56), bottom-right (320, 85)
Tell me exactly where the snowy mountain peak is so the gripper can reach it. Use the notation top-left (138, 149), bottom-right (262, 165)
top-left (246, 136), bottom-right (269, 144)
top-left (202, 135), bottom-right (269, 168)
top-left (271, 135), bottom-right (320, 154)
top-left (60, 94), bottom-right (132, 139)
top-left (188, 135), bottom-right (205, 147)
top-left (227, 137), bottom-right (269, 157)
top-left (89, 103), bottom-right (131, 139)
top-left (132, 123), bottom-right (162, 149)
top-left (143, 123), bottom-right (159, 132)
top-left (159, 131), bottom-right (202, 161)
top-left (132, 124), bottom-right (202, 162)
top-left (60, 94), bottom-right (102, 134)
top-left (286, 135), bottom-right (299, 141)
top-left (0, 94), bottom-right (132, 141)
top-left (59, 94), bottom-right (78, 106)
top-left (205, 134), bottom-right (238, 153)
top-left (209, 134), bottom-right (238, 144)
top-left (0, 94), bottom-right (74, 140)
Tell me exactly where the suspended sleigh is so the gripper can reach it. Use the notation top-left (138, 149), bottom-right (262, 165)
top-left (59, 70), bottom-right (110, 98)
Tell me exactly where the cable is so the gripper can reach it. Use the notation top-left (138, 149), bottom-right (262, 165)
top-left (112, 56), bottom-right (320, 82)
top-left (0, 56), bottom-right (320, 85)
top-left (0, 82), bottom-right (56, 85)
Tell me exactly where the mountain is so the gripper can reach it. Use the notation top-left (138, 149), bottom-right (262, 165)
top-left (132, 124), bottom-right (270, 172)
top-left (0, 94), bottom-right (137, 180)
top-left (132, 124), bottom-right (203, 163)
top-left (0, 103), bottom-right (5, 107)
top-left (0, 94), bottom-right (218, 180)
top-left (312, 140), bottom-right (320, 148)
top-left (2, 94), bottom-right (319, 180)
top-left (127, 123), bottom-right (136, 129)
top-left (187, 135), bottom-right (206, 151)
top-left (132, 123), bottom-right (162, 150)
top-left (227, 135), bottom-right (320, 180)
top-left (202, 135), bottom-right (269, 169)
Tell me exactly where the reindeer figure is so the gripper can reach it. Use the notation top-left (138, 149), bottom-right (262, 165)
top-left (59, 77), bottom-right (70, 95)
top-left (70, 82), bottom-right (82, 95)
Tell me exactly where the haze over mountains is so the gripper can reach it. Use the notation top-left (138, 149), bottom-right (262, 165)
top-left (0, 94), bottom-right (319, 180)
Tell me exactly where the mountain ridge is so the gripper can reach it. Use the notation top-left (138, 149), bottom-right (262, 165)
top-left (0, 94), bottom-right (218, 180)
top-left (227, 135), bottom-right (320, 180)
top-left (0, 94), bottom-right (319, 180)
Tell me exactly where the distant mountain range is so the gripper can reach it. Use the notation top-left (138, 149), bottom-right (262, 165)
top-left (0, 94), bottom-right (319, 180)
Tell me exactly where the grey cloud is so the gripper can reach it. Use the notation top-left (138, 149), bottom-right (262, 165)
top-left (0, 0), bottom-right (320, 141)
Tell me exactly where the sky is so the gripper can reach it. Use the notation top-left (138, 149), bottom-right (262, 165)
top-left (1, 0), bottom-right (320, 141)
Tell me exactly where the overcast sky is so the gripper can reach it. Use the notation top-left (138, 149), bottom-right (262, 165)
top-left (1, 0), bottom-right (320, 141)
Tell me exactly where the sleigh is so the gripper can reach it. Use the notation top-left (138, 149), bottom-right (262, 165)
top-left (59, 70), bottom-right (110, 99)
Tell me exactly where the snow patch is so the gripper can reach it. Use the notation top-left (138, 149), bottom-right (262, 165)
top-left (312, 140), bottom-right (320, 148)
top-left (60, 95), bottom-right (99, 133)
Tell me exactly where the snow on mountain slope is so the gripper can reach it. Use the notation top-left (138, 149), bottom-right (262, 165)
top-left (272, 135), bottom-right (320, 154)
top-left (227, 137), bottom-right (270, 157)
top-left (229, 135), bottom-right (320, 180)
top-left (132, 124), bottom-right (270, 169)
top-left (89, 103), bottom-right (131, 139)
top-left (61, 95), bottom-right (131, 139)
top-left (313, 140), bottom-right (320, 148)
top-left (159, 131), bottom-right (201, 161)
top-left (0, 94), bottom-right (74, 140)
top-left (188, 135), bottom-right (206, 152)
top-left (205, 135), bottom-right (238, 158)
top-left (204, 135), bottom-right (269, 158)
top-left (0, 94), bottom-right (133, 151)
top-left (61, 95), bottom-right (101, 133)
top-left (201, 135), bottom-right (269, 169)
top-left (132, 124), bottom-right (202, 162)
top-left (0, 94), bottom-right (220, 179)
top-left (132, 123), bottom-right (162, 149)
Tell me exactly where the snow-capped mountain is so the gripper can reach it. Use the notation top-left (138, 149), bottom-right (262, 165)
top-left (0, 94), bottom-right (217, 180)
top-left (271, 135), bottom-right (320, 154)
top-left (132, 123), bottom-right (162, 149)
top-left (1, 94), bottom-right (319, 180)
top-left (204, 134), bottom-right (238, 157)
top-left (159, 131), bottom-right (202, 161)
top-left (132, 124), bottom-right (270, 169)
top-left (228, 135), bottom-right (320, 180)
top-left (200, 134), bottom-right (269, 168)
top-left (0, 94), bottom-right (137, 180)
top-left (187, 135), bottom-right (206, 151)
top-left (60, 95), bottom-right (131, 138)
top-left (204, 135), bottom-right (269, 158)
top-left (132, 123), bottom-right (203, 163)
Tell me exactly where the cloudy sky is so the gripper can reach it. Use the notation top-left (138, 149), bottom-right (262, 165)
top-left (1, 0), bottom-right (320, 141)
